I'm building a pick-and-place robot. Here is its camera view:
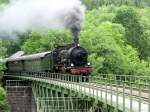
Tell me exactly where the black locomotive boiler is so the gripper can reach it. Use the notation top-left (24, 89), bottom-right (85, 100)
top-left (6, 43), bottom-right (91, 76)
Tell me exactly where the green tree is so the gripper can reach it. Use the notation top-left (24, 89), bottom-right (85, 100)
top-left (81, 0), bottom-right (150, 10)
top-left (0, 39), bottom-right (20, 56)
top-left (0, 39), bottom-right (7, 77)
top-left (81, 22), bottom-right (130, 74)
top-left (113, 6), bottom-right (150, 59)
top-left (80, 6), bottom-right (150, 76)
top-left (0, 87), bottom-right (9, 111)
top-left (21, 32), bottom-right (41, 54)
top-left (22, 30), bottom-right (72, 54)
top-left (0, 39), bottom-right (9, 111)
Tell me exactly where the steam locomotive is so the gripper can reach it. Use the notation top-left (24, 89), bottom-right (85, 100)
top-left (6, 43), bottom-right (91, 76)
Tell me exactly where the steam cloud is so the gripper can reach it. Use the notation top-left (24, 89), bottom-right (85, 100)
top-left (0, 0), bottom-right (85, 41)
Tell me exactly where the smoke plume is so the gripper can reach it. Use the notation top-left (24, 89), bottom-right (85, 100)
top-left (0, 0), bottom-right (85, 40)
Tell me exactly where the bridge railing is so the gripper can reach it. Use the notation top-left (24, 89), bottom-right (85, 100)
top-left (13, 72), bottom-right (91, 82)
top-left (6, 72), bottom-right (150, 89)
top-left (6, 72), bottom-right (150, 99)
top-left (12, 72), bottom-right (150, 86)
top-left (90, 74), bottom-right (150, 110)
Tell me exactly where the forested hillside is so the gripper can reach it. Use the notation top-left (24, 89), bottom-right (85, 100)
top-left (82, 0), bottom-right (150, 9)
top-left (0, 1), bottom-right (150, 76)
top-left (80, 6), bottom-right (150, 75)
top-left (0, 0), bottom-right (150, 110)
top-left (17, 6), bottom-right (150, 76)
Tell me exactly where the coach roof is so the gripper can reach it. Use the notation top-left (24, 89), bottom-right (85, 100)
top-left (7, 51), bottom-right (51, 62)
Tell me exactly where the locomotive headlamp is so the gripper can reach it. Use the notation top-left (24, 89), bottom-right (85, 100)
top-left (71, 63), bottom-right (74, 67)
top-left (87, 63), bottom-right (90, 66)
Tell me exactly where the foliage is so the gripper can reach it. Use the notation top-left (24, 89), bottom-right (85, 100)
top-left (81, 0), bottom-right (150, 10)
top-left (81, 22), bottom-right (128, 74)
top-left (1, 39), bottom-right (20, 56)
top-left (0, 87), bottom-right (9, 111)
top-left (80, 6), bottom-right (150, 76)
top-left (0, 39), bottom-right (9, 111)
top-left (0, 0), bottom-right (5, 4)
top-left (138, 7), bottom-right (150, 60)
top-left (0, 39), bottom-right (7, 77)
top-left (21, 30), bottom-right (72, 54)
top-left (113, 6), bottom-right (150, 60)
top-left (0, 0), bottom-right (8, 9)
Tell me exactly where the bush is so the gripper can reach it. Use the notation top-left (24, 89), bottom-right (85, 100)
top-left (0, 87), bottom-right (9, 111)
top-left (21, 30), bottom-right (72, 54)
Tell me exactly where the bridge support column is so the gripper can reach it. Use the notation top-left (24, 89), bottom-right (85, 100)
top-left (6, 80), bottom-right (36, 112)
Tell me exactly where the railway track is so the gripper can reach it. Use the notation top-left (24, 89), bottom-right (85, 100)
top-left (81, 82), bottom-right (149, 102)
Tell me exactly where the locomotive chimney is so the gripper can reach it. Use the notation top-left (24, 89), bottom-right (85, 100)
top-left (71, 27), bottom-right (80, 45)
top-left (74, 37), bottom-right (79, 45)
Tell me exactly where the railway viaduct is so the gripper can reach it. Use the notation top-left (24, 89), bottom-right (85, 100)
top-left (4, 73), bottom-right (150, 112)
